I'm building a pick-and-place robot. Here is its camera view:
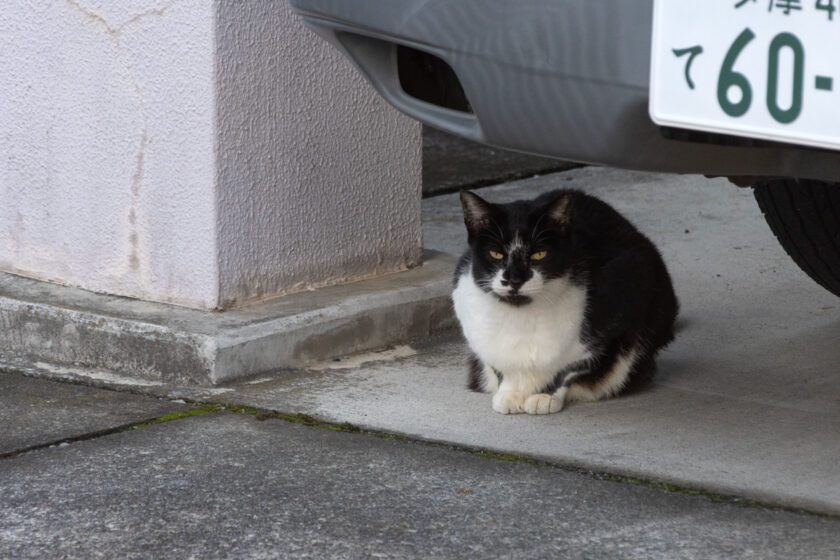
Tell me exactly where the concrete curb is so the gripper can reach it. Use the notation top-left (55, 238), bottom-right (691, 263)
top-left (0, 251), bottom-right (458, 386)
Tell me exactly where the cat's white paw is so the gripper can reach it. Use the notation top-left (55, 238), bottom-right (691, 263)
top-left (492, 391), bottom-right (527, 414)
top-left (523, 393), bottom-right (564, 415)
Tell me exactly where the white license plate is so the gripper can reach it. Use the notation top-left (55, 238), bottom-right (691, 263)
top-left (650, 0), bottom-right (840, 151)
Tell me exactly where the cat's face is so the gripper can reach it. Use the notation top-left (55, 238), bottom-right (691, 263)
top-left (460, 190), bottom-right (573, 306)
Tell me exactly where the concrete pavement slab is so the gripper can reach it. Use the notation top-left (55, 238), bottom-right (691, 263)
top-left (204, 168), bottom-right (840, 515)
top-left (1, 412), bottom-right (837, 559)
top-left (0, 370), bottom-right (187, 456)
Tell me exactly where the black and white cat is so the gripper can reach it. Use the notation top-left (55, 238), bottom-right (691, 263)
top-left (452, 189), bottom-right (678, 415)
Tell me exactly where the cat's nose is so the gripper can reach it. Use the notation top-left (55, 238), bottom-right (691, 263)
top-left (501, 275), bottom-right (525, 291)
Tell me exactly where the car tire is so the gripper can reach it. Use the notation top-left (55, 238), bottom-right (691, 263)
top-left (753, 178), bottom-right (840, 297)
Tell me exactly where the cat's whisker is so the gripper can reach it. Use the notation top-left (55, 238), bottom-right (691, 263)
top-left (530, 213), bottom-right (547, 243)
top-left (533, 229), bottom-right (555, 246)
top-left (493, 221), bottom-right (507, 245)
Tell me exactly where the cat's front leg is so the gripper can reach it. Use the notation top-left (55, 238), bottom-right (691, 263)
top-left (491, 390), bottom-right (528, 414)
top-left (523, 386), bottom-right (568, 415)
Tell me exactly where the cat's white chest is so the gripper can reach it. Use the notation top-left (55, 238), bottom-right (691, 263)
top-left (452, 267), bottom-right (590, 390)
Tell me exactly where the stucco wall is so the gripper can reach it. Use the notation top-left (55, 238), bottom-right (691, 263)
top-left (214, 1), bottom-right (422, 308)
top-left (0, 1), bottom-right (220, 309)
top-left (0, 0), bottom-right (422, 310)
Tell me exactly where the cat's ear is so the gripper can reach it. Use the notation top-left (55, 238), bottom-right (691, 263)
top-left (460, 191), bottom-right (496, 236)
top-left (545, 193), bottom-right (573, 228)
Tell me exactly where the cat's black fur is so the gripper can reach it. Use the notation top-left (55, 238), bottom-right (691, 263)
top-left (455, 188), bottom-right (678, 399)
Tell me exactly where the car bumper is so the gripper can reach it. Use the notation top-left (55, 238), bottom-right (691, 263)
top-left (291, 0), bottom-right (840, 182)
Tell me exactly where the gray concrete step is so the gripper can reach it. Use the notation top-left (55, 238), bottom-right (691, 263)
top-left (0, 251), bottom-right (457, 386)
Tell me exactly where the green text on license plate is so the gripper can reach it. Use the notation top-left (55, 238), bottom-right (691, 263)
top-left (650, 0), bottom-right (840, 150)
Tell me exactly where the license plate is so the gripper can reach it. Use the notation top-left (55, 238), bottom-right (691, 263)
top-left (650, 0), bottom-right (840, 151)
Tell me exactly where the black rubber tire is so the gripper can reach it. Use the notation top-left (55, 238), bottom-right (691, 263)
top-left (753, 178), bottom-right (840, 297)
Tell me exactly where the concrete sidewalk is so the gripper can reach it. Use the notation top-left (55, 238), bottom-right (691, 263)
top-left (2, 370), bottom-right (839, 559)
top-left (195, 167), bottom-right (840, 515)
top-left (3, 167), bottom-right (840, 557)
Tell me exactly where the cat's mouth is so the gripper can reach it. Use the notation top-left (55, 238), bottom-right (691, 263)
top-left (495, 293), bottom-right (533, 306)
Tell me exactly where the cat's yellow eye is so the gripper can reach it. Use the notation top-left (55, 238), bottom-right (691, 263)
top-left (531, 251), bottom-right (547, 261)
top-left (489, 250), bottom-right (504, 260)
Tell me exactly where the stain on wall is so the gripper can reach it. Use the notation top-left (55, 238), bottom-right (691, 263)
top-left (0, 0), bottom-right (218, 308)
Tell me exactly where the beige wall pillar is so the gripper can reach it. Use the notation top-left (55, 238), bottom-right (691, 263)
top-left (0, 0), bottom-right (422, 310)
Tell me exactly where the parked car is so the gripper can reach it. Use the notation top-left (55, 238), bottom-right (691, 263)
top-left (291, 0), bottom-right (840, 297)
